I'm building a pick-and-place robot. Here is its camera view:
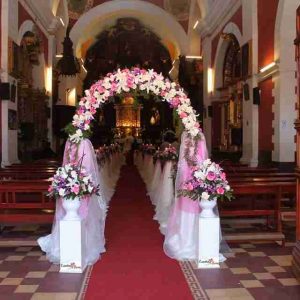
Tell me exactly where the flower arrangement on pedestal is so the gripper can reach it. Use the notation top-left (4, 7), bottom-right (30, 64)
top-left (179, 159), bottom-right (234, 217)
top-left (48, 162), bottom-right (100, 220)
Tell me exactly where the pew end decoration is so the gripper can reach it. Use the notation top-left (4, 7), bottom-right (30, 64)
top-left (48, 162), bottom-right (100, 221)
top-left (179, 159), bottom-right (233, 218)
top-left (178, 158), bottom-right (232, 268)
top-left (160, 145), bottom-right (179, 162)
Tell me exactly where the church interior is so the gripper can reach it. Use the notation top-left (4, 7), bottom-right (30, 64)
top-left (0, 0), bottom-right (300, 299)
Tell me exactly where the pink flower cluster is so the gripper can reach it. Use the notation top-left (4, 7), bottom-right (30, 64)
top-left (180, 159), bottom-right (233, 201)
top-left (70, 68), bottom-right (201, 143)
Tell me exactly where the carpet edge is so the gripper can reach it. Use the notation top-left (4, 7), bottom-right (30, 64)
top-left (77, 265), bottom-right (93, 300)
top-left (179, 261), bottom-right (208, 300)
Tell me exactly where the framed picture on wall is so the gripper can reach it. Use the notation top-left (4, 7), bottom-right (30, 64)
top-left (8, 109), bottom-right (17, 130)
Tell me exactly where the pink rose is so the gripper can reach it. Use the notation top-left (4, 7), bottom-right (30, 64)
top-left (186, 182), bottom-right (194, 191)
top-left (180, 112), bottom-right (188, 118)
top-left (71, 185), bottom-right (80, 195)
top-left (220, 172), bottom-right (226, 180)
top-left (48, 186), bottom-right (53, 192)
top-left (217, 187), bottom-right (225, 195)
top-left (184, 182), bottom-right (194, 191)
top-left (171, 98), bottom-right (180, 107)
top-left (207, 172), bottom-right (216, 181)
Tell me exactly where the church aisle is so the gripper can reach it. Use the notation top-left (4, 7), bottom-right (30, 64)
top-left (84, 165), bottom-right (193, 299)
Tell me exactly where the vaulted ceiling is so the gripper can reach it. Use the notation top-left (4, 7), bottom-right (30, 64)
top-left (67, 0), bottom-right (193, 31)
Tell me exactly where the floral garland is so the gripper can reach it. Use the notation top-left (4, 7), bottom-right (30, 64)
top-left (68, 68), bottom-right (201, 143)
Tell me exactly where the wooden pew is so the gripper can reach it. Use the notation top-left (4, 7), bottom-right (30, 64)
top-left (220, 181), bottom-right (296, 245)
top-left (227, 172), bottom-right (295, 178)
top-left (0, 180), bottom-right (54, 224)
top-left (0, 170), bottom-right (55, 180)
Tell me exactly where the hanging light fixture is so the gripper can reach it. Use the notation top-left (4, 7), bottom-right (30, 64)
top-left (56, 27), bottom-right (80, 76)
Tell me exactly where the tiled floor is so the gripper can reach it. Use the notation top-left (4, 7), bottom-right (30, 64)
top-left (181, 217), bottom-right (300, 300)
top-left (0, 244), bottom-right (88, 300)
top-left (0, 225), bottom-right (88, 300)
top-left (0, 223), bottom-right (299, 299)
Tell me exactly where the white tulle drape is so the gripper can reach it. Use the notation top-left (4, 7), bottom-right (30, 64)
top-left (154, 161), bottom-right (175, 234)
top-left (38, 139), bottom-right (107, 265)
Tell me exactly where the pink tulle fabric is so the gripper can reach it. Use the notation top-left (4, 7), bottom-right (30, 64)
top-left (163, 131), bottom-right (208, 260)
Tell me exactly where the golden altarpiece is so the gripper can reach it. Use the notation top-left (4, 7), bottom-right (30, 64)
top-left (114, 96), bottom-right (142, 137)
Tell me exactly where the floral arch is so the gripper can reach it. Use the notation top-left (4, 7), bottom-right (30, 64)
top-left (67, 68), bottom-right (201, 143)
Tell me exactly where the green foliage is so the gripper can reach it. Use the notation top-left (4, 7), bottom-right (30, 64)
top-left (63, 122), bottom-right (92, 140)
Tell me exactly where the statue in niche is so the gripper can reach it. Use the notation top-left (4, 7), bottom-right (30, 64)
top-left (98, 109), bottom-right (105, 126)
top-left (150, 107), bottom-right (160, 125)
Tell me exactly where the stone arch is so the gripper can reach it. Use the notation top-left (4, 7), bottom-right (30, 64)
top-left (18, 20), bottom-right (35, 45)
top-left (70, 0), bottom-right (190, 59)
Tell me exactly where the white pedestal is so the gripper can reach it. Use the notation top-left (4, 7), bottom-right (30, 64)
top-left (197, 216), bottom-right (220, 269)
top-left (59, 220), bottom-right (86, 273)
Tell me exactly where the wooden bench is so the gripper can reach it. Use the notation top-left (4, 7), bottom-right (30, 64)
top-left (220, 181), bottom-right (296, 245)
top-left (0, 181), bottom-right (54, 224)
top-left (0, 170), bottom-right (55, 180)
top-left (227, 172), bottom-right (295, 178)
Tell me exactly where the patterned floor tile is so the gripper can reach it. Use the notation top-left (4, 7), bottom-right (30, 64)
top-left (240, 280), bottom-right (264, 288)
top-left (248, 252), bottom-right (266, 257)
top-left (264, 266), bottom-right (286, 273)
top-left (0, 272), bottom-right (10, 278)
top-left (31, 292), bottom-right (77, 300)
top-left (5, 256), bottom-right (24, 262)
top-left (253, 272), bottom-right (275, 280)
top-left (231, 267), bottom-right (251, 274)
top-left (278, 278), bottom-right (300, 286)
top-left (25, 271), bottom-right (47, 279)
top-left (206, 288), bottom-right (255, 299)
top-left (0, 278), bottom-right (23, 285)
top-left (14, 284), bottom-right (39, 293)
top-left (269, 255), bottom-right (292, 266)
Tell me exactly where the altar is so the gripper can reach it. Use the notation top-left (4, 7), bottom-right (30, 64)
top-left (114, 96), bottom-right (142, 137)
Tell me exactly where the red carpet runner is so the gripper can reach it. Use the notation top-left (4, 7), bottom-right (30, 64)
top-left (85, 165), bottom-right (193, 299)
